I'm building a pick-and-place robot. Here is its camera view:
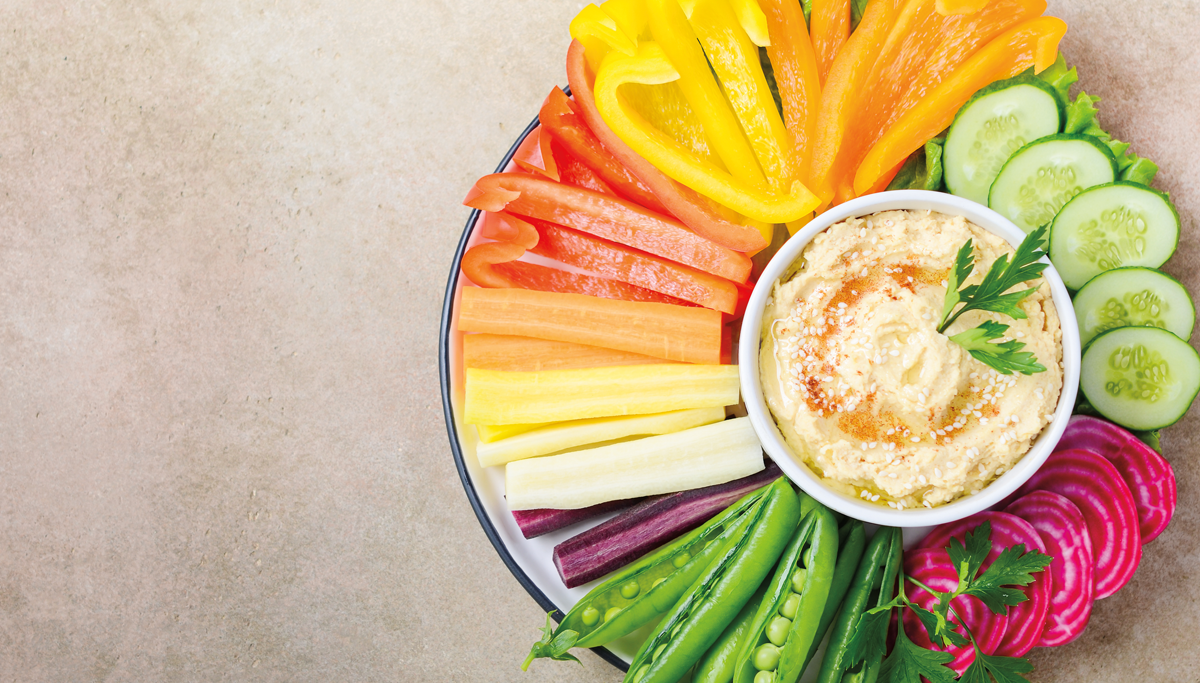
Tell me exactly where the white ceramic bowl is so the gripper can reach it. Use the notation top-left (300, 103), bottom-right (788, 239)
top-left (739, 190), bottom-right (1080, 528)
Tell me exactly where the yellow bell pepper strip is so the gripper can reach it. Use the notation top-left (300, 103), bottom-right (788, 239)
top-left (686, 0), bottom-right (798, 193)
top-left (644, 0), bottom-right (765, 188)
top-left (808, 0), bottom-right (903, 208)
top-left (570, 3), bottom-right (638, 73)
top-left (565, 40), bottom-right (770, 252)
top-left (464, 172), bottom-right (753, 282)
top-left (853, 16), bottom-right (1067, 195)
top-left (727, 0), bottom-right (771, 46)
top-left (936, 0), bottom-right (991, 15)
top-left (760, 0), bottom-right (822, 184)
top-left (810, 0), bottom-right (851, 84)
top-left (595, 43), bottom-right (821, 224)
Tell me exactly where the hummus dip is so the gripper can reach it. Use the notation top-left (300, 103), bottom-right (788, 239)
top-left (760, 210), bottom-right (1062, 509)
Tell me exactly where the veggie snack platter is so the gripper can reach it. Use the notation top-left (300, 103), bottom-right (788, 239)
top-left (439, 0), bottom-right (1193, 680)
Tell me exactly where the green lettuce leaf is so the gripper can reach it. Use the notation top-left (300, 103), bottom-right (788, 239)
top-left (887, 137), bottom-right (944, 192)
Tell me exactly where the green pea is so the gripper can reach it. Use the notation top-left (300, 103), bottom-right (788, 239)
top-left (580, 606), bottom-right (600, 627)
top-left (754, 671), bottom-right (775, 683)
top-left (653, 643), bottom-right (667, 661)
top-left (620, 581), bottom-right (641, 599)
top-left (779, 593), bottom-right (800, 619)
top-left (651, 577), bottom-right (666, 590)
top-left (790, 568), bottom-right (808, 593)
top-left (604, 606), bottom-right (622, 623)
top-left (802, 545), bottom-right (815, 567)
top-left (766, 616), bottom-right (792, 647)
top-left (670, 623), bottom-right (683, 639)
top-left (673, 552), bottom-right (691, 568)
top-left (633, 664), bottom-right (650, 683)
top-left (753, 643), bottom-right (781, 671)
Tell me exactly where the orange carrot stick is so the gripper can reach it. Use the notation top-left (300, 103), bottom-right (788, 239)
top-left (457, 287), bottom-right (722, 365)
top-left (463, 334), bottom-right (677, 372)
top-left (853, 16), bottom-right (1067, 195)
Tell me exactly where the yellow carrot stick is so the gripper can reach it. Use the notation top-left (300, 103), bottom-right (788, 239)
top-left (463, 364), bottom-right (740, 425)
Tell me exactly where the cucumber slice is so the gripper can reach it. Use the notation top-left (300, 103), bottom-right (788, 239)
top-left (988, 134), bottom-right (1117, 233)
top-left (1073, 267), bottom-right (1195, 346)
top-left (1080, 326), bottom-right (1200, 431)
top-left (945, 76), bottom-right (1063, 206)
top-left (1048, 181), bottom-right (1180, 289)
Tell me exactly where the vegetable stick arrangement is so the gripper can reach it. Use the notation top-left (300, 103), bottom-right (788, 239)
top-left (449, 0), bottom-right (1197, 679)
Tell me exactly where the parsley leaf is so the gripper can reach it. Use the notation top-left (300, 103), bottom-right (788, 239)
top-left (522, 613), bottom-right (580, 671)
top-left (948, 521), bottom-right (993, 586)
top-left (949, 321), bottom-right (1047, 376)
top-left (938, 225), bottom-right (1049, 334)
top-left (845, 603), bottom-right (892, 668)
top-left (940, 239), bottom-right (976, 325)
top-left (961, 649), bottom-right (1036, 683)
top-left (964, 544), bottom-right (1053, 615)
top-left (879, 619), bottom-right (958, 683)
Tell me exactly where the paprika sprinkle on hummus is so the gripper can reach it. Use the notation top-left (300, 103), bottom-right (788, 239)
top-left (759, 210), bottom-right (1063, 509)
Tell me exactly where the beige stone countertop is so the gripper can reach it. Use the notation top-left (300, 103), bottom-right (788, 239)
top-left (2, 0), bottom-right (1198, 680)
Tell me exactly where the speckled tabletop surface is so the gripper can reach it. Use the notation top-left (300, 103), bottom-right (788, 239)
top-left (1, 1), bottom-right (1198, 680)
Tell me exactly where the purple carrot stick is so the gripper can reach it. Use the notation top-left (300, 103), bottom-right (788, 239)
top-left (511, 499), bottom-right (639, 539)
top-left (553, 462), bottom-right (781, 588)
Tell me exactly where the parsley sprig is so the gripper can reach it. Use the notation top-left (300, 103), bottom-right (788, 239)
top-left (867, 521), bottom-right (1052, 683)
top-left (938, 226), bottom-right (1050, 376)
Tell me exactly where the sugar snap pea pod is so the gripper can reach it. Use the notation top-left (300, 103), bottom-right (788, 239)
top-left (799, 519), bottom-right (866, 670)
top-left (528, 482), bottom-right (774, 665)
top-left (814, 526), bottom-right (902, 683)
top-left (624, 477), bottom-right (802, 683)
top-left (694, 581), bottom-right (769, 683)
top-left (731, 501), bottom-right (839, 683)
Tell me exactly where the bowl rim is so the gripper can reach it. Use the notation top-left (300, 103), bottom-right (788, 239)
top-left (738, 190), bottom-right (1081, 528)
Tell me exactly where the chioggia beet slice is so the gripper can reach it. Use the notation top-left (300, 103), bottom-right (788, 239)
top-left (553, 463), bottom-right (780, 588)
top-left (918, 511), bottom-right (1051, 658)
top-left (1004, 448), bottom-right (1141, 599)
top-left (1056, 415), bottom-right (1177, 543)
top-left (903, 548), bottom-right (1007, 674)
top-left (1005, 491), bottom-right (1094, 646)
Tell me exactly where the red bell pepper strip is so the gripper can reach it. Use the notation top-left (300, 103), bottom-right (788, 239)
top-left (463, 172), bottom-right (752, 283)
top-left (545, 133), bottom-right (617, 197)
top-left (526, 218), bottom-right (739, 314)
top-left (540, 87), bottom-right (666, 213)
top-left (564, 40), bottom-right (768, 254)
top-left (461, 213), bottom-right (690, 306)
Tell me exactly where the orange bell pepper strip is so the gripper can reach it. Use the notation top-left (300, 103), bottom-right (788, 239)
top-left (854, 16), bottom-right (1067, 195)
top-left (539, 87), bottom-right (665, 212)
top-left (808, 0), bottom-right (903, 208)
top-left (526, 218), bottom-right (740, 313)
top-left (936, 0), bottom-right (991, 15)
top-left (565, 39), bottom-right (769, 253)
top-left (464, 172), bottom-right (753, 283)
top-left (594, 43), bottom-right (821, 224)
top-left (809, 0), bottom-right (851, 84)
top-left (830, 0), bottom-right (1043, 204)
top-left (893, 0), bottom-right (1047, 115)
top-left (760, 0), bottom-right (822, 185)
top-left (461, 213), bottom-right (690, 306)
top-left (686, 0), bottom-right (799, 194)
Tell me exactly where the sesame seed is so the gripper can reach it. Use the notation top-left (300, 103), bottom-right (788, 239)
top-left (871, 494), bottom-right (880, 502)
top-left (918, 475), bottom-right (927, 485)
top-left (911, 436), bottom-right (920, 443)
top-left (934, 468), bottom-right (942, 478)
